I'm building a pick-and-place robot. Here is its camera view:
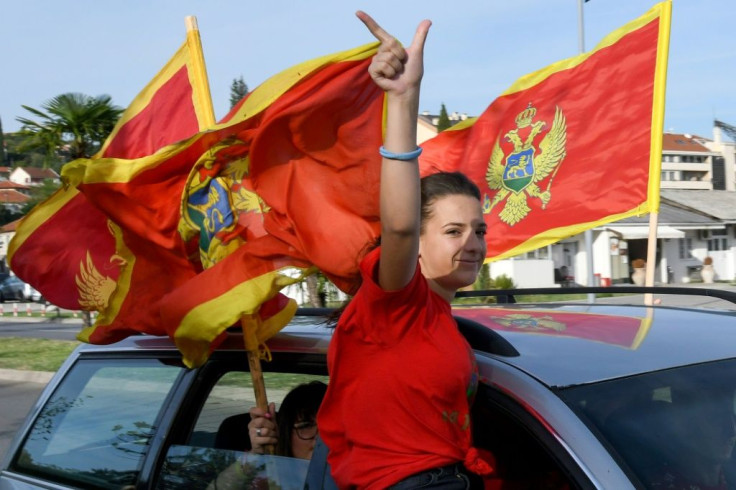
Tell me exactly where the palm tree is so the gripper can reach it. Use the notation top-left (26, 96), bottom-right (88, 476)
top-left (16, 93), bottom-right (123, 167)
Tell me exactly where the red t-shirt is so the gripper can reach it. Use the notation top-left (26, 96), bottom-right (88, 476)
top-left (317, 247), bottom-right (489, 489)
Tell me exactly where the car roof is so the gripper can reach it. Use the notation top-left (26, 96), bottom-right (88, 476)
top-left (455, 302), bottom-right (736, 388)
top-left (74, 292), bottom-right (736, 389)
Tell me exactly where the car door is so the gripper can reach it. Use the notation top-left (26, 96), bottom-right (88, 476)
top-left (1, 354), bottom-right (188, 489)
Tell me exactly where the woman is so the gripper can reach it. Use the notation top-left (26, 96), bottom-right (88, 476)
top-left (248, 380), bottom-right (327, 459)
top-left (316, 11), bottom-right (492, 489)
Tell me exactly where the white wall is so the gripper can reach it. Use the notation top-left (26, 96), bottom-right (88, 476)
top-left (489, 259), bottom-right (558, 288)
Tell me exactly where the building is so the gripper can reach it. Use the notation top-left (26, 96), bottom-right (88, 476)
top-left (541, 125), bottom-right (736, 286)
top-left (9, 167), bottom-right (60, 186)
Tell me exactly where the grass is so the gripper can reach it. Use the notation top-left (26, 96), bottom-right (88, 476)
top-left (0, 337), bottom-right (79, 372)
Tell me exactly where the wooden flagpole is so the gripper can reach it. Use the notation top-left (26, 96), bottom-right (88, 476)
top-left (185, 17), bottom-right (273, 454)
top-left (644, 211), bottom-right (659, 306)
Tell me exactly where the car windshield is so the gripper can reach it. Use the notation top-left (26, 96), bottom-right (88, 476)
top-left (559, 360), bottom-right (736, 489)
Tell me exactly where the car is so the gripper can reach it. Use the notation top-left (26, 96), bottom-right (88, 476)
top-left (2, 286), bottom-right (736, 489)
top-left (0, 276), bottom-right (42, 303)
top-left (22, 282), bottom-right (42, 303)
top-left (0, 276), bottom-right (26, 302)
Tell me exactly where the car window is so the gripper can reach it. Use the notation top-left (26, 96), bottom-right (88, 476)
top-left (157, 447), bottom-right (309, 490)
top-left (472, 384), bottom-right (581, 489)
top-left (560, 360), bottom-right (736, 489)
top-left (158, 368), bottom-right (327, 488)
top-left (10, 358), bottom-right (184, 489)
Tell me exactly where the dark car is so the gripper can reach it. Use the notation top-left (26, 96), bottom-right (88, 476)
top-left (0, 276), bottom-right (27, 302)
top-left (0, 276), bottom-right (42, 302)
top-left (2, 287), bottom-right (736, 489)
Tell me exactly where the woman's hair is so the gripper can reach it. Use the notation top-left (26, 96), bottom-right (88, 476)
top-left (327, 171), bottom-right (481, 326)
top-left (419, 171), bottom-right (481, 233)
top-left (276, 381), bottom-right (328, 456)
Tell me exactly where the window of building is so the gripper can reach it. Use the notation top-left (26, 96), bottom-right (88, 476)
top-left (707, 238), bottom-right (728, 252)
top-left (678, 238), bottom-right (693, 259)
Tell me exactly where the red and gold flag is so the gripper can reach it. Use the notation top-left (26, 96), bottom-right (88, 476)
top-left (420, 1), bottom-right (671, 260)
top-left (62, 42), bottom-right (384, 366)
top-left (454, 307), bottom-right (653, 349)
top-left (8, 19), bottom-right (215, 341)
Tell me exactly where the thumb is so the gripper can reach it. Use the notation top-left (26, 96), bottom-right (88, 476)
top-left (410, 19), bottom-right (432, 57)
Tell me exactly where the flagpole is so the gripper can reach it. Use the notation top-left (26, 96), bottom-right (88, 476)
top-left (185, 16), bottom-right (216, 129)
top-left (185, 15), bottom-right (273, 452)
top-left (644, 1), bottom-right (672, 305)
top-left (578, 0), bottom-right (596, 303)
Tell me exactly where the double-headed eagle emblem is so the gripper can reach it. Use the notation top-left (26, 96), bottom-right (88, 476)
top-left (485, 103), bottom-right (567, 226)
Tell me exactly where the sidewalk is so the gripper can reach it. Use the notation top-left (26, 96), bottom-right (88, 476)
top-left (0, 368), bottom-right (53, 384)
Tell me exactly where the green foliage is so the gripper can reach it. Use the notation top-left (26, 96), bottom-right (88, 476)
top-left (20, 179), bottom-right (61, 214)
top-left (437, 103), bottom-right (451, 132)
top-left (0, 117), bottom-right (6, 165)
top-left (3, 133), bottom-right (58, 168)
top-left (229, 76), bottom-right (249, 109)
top-left (473, 264), bottom-right (493, 290)
top-left (492, 274), bottom-right (516, 290)
top-left (16, 93), bottom-right (123, 166)
top-left (0, 206), bottom-right (23, 226)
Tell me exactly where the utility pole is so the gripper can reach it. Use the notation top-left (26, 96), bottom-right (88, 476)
top-left (578, 0), bottom-right (596, 303)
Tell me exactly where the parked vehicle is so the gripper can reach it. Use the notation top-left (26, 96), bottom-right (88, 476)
top-left (0, 276), bottom-right (42, 302)
top-left (2, 287), bottom-right (736, 489)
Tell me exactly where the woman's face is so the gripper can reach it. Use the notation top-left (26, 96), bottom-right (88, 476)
top-left (290, 418), bottom-right (318, 460)
top-left (419, 194), bottom-right (487, 300)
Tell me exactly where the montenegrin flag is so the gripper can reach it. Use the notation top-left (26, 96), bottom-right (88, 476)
top-left (454, 307), bottom-right (653, 350)
top-left (420, 1), bottom-right (671, 260)
top-left (62, 41), bottom-right (384, 367)
top-left (9, 18), bottom-right (216, 342)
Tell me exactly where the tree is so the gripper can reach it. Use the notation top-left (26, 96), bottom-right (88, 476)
top-left (229, 76), bottom-right (249, 109)
top-left (15, 93), bottom-right (123, 168)
top-left (436, 103), bottom-right (451, 132)
top-left (0, 117), bottom-right (6, 165)
top-left (20, 179), bottom-right (61, 214)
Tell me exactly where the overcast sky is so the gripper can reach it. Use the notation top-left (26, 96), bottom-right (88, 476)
top-left (2, 1), bottom-right (734, 139)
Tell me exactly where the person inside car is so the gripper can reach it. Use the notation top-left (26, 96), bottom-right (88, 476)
top-left (206, 381), bottom-right (327, 490)
top-left (316, 11), bottom-right (493, 489)
top-left (248, 380), bottom-right (327, 459)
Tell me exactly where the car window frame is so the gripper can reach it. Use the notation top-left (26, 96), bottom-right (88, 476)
top-left (474, 382), bottom-right (597, 490)
top-left (6, 351), bottom-right (192, 489)
top-left (150, 349), bottom-right (328, 489)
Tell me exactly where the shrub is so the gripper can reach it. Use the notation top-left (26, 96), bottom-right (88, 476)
top-left (492, 274), bottom-right (516, 290)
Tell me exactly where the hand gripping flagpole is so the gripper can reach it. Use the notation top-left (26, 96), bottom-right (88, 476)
top-left (185, 16), bottom-right (274, 454)
top-left (242, 315), bottom-right (275, 454)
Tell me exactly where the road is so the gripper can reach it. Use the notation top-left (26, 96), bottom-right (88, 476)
top-left (0, 375), bottom-right (50, 463)
top-left (0, 319), bottom-right (81, 341)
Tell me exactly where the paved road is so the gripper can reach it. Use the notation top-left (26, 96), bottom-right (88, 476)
top-left (0, 319), bottom-right (81, 341)
top-left (0, 373), bottom-right (51, 463)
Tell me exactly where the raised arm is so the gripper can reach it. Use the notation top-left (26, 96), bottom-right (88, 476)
top-left (357, 11), bottom-right (431, 291)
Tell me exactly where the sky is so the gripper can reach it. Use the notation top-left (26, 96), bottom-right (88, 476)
top-left (2, 1), bottom-right (735, 140)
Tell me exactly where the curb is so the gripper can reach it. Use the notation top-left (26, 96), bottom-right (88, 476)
top-left (0, 368), bottom-right (53, 384)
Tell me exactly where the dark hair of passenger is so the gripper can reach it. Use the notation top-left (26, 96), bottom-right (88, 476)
top-left (276, 381), bottom-right (328, 457)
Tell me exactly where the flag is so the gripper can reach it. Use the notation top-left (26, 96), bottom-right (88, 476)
top-left (61, 41), bottom-right (384, 367)
top-left (9, 18), bottom-right (215, 341)
top-left (454, 307), bottom-right (653, 349)
top-left (420, 1), bottom-right (671, 260)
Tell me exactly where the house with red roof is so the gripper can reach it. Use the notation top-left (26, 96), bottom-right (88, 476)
top-left (9, 167), bottom-right (60, 186)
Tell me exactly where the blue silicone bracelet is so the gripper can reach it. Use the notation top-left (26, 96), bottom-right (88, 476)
top-left (379, 146), bottom-right (423, 161)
